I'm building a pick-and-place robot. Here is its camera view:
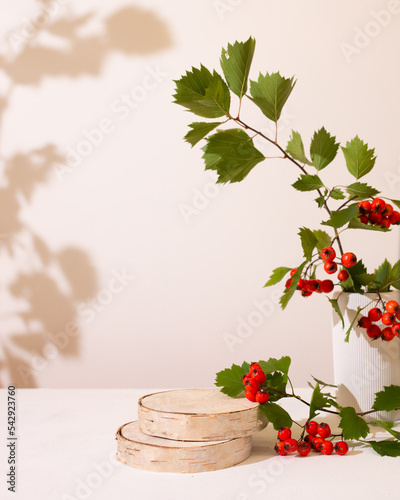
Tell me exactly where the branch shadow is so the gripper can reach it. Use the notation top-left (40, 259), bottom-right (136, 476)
top-left (0, 3), bottom-right (172, 387)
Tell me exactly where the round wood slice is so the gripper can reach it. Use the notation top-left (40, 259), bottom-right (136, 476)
top-left (116, 421), bottom-right (252, 473)
top-left (138, 388), bottom-right (268, 441)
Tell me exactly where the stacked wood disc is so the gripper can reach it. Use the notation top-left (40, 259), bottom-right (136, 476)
top-left (116, 388), bottom-right (268, 473)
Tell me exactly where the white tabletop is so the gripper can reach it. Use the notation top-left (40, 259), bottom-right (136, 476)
top-left (0, 388), bottom-right (398, 500)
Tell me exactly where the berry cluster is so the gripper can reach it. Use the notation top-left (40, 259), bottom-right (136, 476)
top-left (358, 300), bottom-right (400, 341)
top-left (358, 198), bottom-right (400, 228)
top-left (274, 422), bottom-right (349, 457)
top-left (287, 246), bottom-right (358, 297)
top-left (242, 363), bottom-right (270, 403)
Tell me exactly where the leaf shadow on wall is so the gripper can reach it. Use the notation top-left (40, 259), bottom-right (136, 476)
top-left (0, 4), bottom-right (172, 387)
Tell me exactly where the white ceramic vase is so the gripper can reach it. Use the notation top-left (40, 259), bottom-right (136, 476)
top-left (332, 291), bottom-right (400, 422)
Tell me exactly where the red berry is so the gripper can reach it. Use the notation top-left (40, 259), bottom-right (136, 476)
top-left (317, 423), bottom-right (331, 439)
top-left (383, 204), bottom-right (394, 217)
top-left (242, 373), bottom-right (252, 385)
top-left (386, 300), bottom-right (400, 314)
top-left (366, 324), bottom-right (382, 340)
top-left (306, 280), bottom-right (320, 292)
top-left (389, 211), bottom-right (400, 225)
top-left (315, 280), bottom-right (323, 294)
top-left (244, 378), bottom-right (260, 393)
top-left (392, 323), bottom-right (400, 337)
top-left (320, 280), bottom-right (334, 293)
top-left (320, 247), bottom-right (336, 262)
top-left (245, 390), bottom-right (257, 402)
top-left (255, 389), bottom-right (269, 404)
top-left (358, 214), bottom-right (369, 224)
top-left (297, 441), bottom-right (311, 456)
top-left (304, 434), bottom-right (315, 446)
top-left (381, 217), bottom-right (391, 229)
top-left (290, 268), bottom-right (297, 277)
top-left (324, 261), bottom-right (338, 274)
top-left (382, 312), bottom-right (395, 326)
top-left (249, 363), bottom-right (262, 373)
top-left (335, 441), bottom-right (349, 455)
top-left (313, 437), bottom-right (324, 452)
top-left (277, 427), bottom-right (292, 441)
top-left (368, 308), bottom-right (382, 322)
top-left (368, 212), bottom-right (382, 225)
top-left (320, 440), bottom-right (334, 455)
top-left (371, 198), bottom-right (386, 213)
top-left (284, 438), bottom-right (298, 453)
top-left (251, 368), bottom-right (267, 383)
top-left (358, 200), bottom-right (371, 214)
top-left (301, 290), bottom-right (313, 297)
top-left (274, 441), bottom-right (288, 456)
top-left (341, 252), bottom-right (357, 268)
top-left (358, 316), bottom-right (372, 329)
top-left (285, 278), bottom-right (293, 289)
top-left (305, 420), bottom-right (318, 436)
top-left (382, 327), bottom-right (395, 342)
top-left (297, 278), bottom-right (306, 290)
top-left (397, 310), bottom-right (400, 321)
top-left (337, 269), bottom-right (349, 282)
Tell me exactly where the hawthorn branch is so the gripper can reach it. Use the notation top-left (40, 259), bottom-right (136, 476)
top-left (229, 115), bottom-right (344, 256)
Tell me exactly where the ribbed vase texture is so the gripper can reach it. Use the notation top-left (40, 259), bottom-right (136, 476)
top-left (332, 292), bottom-right (400, 422)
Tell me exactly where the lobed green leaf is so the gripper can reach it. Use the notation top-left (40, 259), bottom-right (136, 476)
top-left (286, 131), bottom-right (312, 165)
top-left (220, 37), bottom-right (256, 99)
top-left (339, 406), bottom-right (370, 440)
top-left (341, 136), bottom-right (376, 179)
top-left (373, 385), bottom-right (400, 412)
top-left (264, 267), bottom-right (292, 287)
top-left (173, 65), bottom-right (230, 118)
top-left (292, 174), bottom-right (324, 192)
top-left (215, 361), bottom-right (250, 397)
top-left (202, 129), bottom-right (265, 183)
top-left (309, 127), bottom-right (339, 171)
top-left (184, 121), bottom-right (223, 147)
top-left (249, 72), bottom-right (296, 122)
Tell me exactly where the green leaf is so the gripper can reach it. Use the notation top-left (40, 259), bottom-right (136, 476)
top-left (321, 203), bottom-right (359, 229)
top-left (339, 407), bottom-right (370, 440)
top-left (341, 136), bottom-right (376, 179)
top-left (390, 199), bottom-right (400, 209)
top-left (264, 267), bottom-right (292, 287)
top-left (259, 402), bottom-right (292, 430)
top-left (173, 66), bottom-right (230, 118)
top-left (315, 196), bottom-right (325, 208)
top-left (373, 385), bottom-right (400, 412)
top-left (220, 37), bottom-right (255, 99)
top-left (286, 131), bottom-right (312, 166)
top-left (311, 375), bottom-right (337, 389)
top-left (348, 218), bottom-right (390, 232)
top-left (279, 262), bottom-right (306, 310)
top-left (258, 356), bottom-right (291, 378)
top-left (346, 182), bottom-right (380, 199)
top-left (373, 420), bottom-right (400, 440)
top-left (368, 440), bottom-right (400, 457)
top-left (215, 361), bottom-right (249, 397)
top-left (372, 259), bottom-right (392, 292)
top-left (328, 297), bottom-right (345, 329)
top-left (309, 384), bottom-right (330, 420)
top-left (184, 121), bottom-right (223, 147)
top-left (330, 188), bottom-right (345, 200)
top-left (292, 174), bottom-right (324, 192)
top-left (309, 127), bottom-right (339, 171)
top-left (202, 129), bottom-right (265, 183)
top-left (344, 306), bottom-right (363, 342)
top-left (313, 230), bottom-right (332, 252)
top-left (265, 372), bottom-right (287, 401)
top-left (346, 260), bottom-right (370, 291)
top-left (298, 227), bottom-right (318, 262)
top-left (390, 260), bottom-right (400, 290)
top-left (249, 72), bottom-right (296, 122)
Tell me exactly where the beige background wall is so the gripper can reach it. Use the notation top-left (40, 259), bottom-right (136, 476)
top-left (0, 0), bottom-right (399, 388)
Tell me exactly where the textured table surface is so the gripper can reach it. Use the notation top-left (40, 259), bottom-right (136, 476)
top-left (0, 388), bottom-right (398, 500)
